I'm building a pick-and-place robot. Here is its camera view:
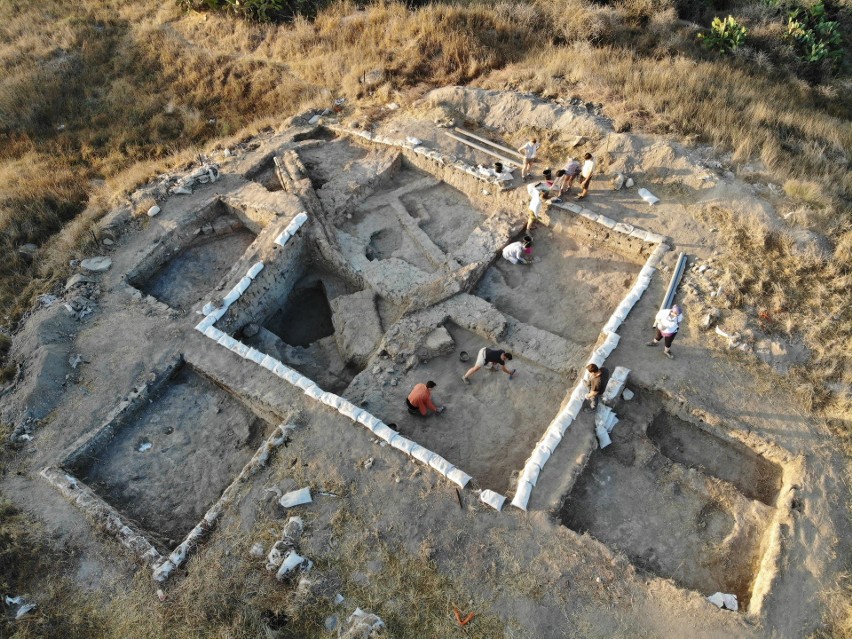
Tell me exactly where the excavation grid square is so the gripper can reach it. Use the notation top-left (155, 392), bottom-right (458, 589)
top-left (474, 228), bottom-right (642, 347)
top-left (560, 394), bottom-right (777, 607)
top-left (71, 365), bottom-right (272, 550)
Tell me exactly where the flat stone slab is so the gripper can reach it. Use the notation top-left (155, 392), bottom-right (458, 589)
top-left (80, 256), bottom-right (112, 273)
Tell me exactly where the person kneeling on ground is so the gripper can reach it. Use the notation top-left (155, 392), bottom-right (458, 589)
top-left (406, 380), bottom-right (444, 416)
top-left (584, 363), bottom-right (609, 410)
top-left (502, 235), bottom-right (533, 265)
top-left (647, 304), bottom-right (683, 359)
top-left (463, 348), bottom-right (514, 384)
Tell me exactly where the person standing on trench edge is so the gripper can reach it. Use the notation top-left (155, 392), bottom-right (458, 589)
top-left (462, 347), bottom-right (515, 384)
top-left (647, 304), bottom-right (683, 359)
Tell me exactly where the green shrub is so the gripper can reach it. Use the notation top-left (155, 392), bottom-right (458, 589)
top-left (698, 15), bottom-right (748, 53)
top-left (786, 2), bottom-right (844, 64)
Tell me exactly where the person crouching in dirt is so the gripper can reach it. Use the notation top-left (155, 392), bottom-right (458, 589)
top-left (576, 153), bottom-right (595, 200)
top-left (406, 380), bottom-right (445, 416)
top-left (462, 348), bottom-right (515, 384)
top-left (502, 235), bottom-right (533, 265)
top-left (584, 363), bottom-right (609, 411)
top-left (647, 305), bottom-right (683, 359)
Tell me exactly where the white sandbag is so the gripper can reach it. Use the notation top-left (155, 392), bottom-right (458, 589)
top-left (548, 413), bottom-right (572, 436)
top-left (446, 467), bottom-right (472, 488)
top-left (279, 487), bottom-right (312, 508)
top-left (428, 455), bottom-right (454, 476)
top-left (235, 276), bottom-right (253, 295)
top-left (282, 368), bottom-right (302, 384)
top-left (595, 423), bottom-right (612, 448)
top-left (303, 384), bottom-right (324, 400)
top-left (272, 361), bottom-right (291, 378)
top-left (209, 304), bottom-right (228, 321)
top-left (292, 211), bottom-right (308, 228)
top-left (294, 376), bottom-right (316, 390)
top-left (245, 348), bottom-right (265, 364)
top-left (597, 216), bottom-right (617, 229)
top-left (603, 316), bottom-right (622, 334)
top-left (233, 341), bottom-right (250, 358)
top-left (480, 489), bottom-right (506, 512)
top-left (274, 231), bottom-right (291, 246)
top-left (276, 551), bottom-right (306, 580)
top-left (629, 228), bottom-right (651, 242)
top-left (390, 435), bottom-right (416, 455)
top-left (222, 289), bottom-right (240, 306)
top-left (613, 222), bottom-right (634, 235)
top-left (217, 333), bottom-right (238, 350)
top-left (319, 392), bottom-right (344, 410)
top-left (562, 397), bottom-right (584, 420)
top-left (510, 482), bottom-right (532, 511)
top-left (195, 316), bottom-right (214, 333)
top-left (246, 262), bottom-right (264, 279)
top-left (337, 400), bottom-right (364, 422)
top-left (520, 462), bottom-right (541, 487)
top-left (529, 446), bottom-right (551, 468)
top-left (260, 355), bottom-right (279, 372)
top-left (539, 431), bottom-right (562, 454)
top-left (639, 263), bottom-right (656, 279)
top-left (579, 209), bottom-right (598, 222)
top-left (570, 384), bottom-right (588, 404)
top-left (638, 188), bottom-right (660, 205)
top-left (356, 412), bottom-right (381, 430)
top-left (373, 422), bottom-right (397, 442)
top-left (410, 445), bottom-right (437, 466)
top-left (646, 232), bottom-right (667, 244)
top-left (204, 326), bottom-right (224, 341)
top-left (706, 592), bottom-right (738, 611)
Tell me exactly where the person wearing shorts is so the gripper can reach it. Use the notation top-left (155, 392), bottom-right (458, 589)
top-left (562, 159), bottom-right (581, 192)
top-left (647, 305), bottom-right (683, 359)
top-left (462, 348), bottom-right (514, 383)
top-left (518, 138), bottom-right (540, 179)
top-left (576, 153), bottom-right (595, 200)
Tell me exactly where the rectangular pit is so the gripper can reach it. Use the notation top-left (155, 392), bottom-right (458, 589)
top-left (129, 200), bottom-right (258, 311)
top-left (245, 270), bottom-right (369, 394)
top-left (474, 228), bottom-right (642, 347)
top-left (559, 392), bottom-right (779, 608)
top-left (67, 363), bottom-right (273, 551)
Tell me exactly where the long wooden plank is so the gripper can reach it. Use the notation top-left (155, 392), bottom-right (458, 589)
top-left (443, 131), bottom-right (521, 167)
top-left (454, 127), bottom-right (523, 160)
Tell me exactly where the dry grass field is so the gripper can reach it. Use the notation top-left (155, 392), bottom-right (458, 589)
top-left (0, 0), bottom-right (850, 637)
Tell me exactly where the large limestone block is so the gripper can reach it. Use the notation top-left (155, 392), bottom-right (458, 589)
top-left (330, 290), bottom-right (383, 368)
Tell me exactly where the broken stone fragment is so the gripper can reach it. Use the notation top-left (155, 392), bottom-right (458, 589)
top-left (80, 256), bottom-right (112, 273)
top-left (147, 205), bottom-right (161, 217)
top-left (612, 173), bottom-right (625, 190)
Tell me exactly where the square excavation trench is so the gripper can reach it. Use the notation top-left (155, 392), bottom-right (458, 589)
top-left (244, 270), bottom-right (367, 394)
top-left (68, 364), bottom-right (272, 551)
top-left (132, 205), bottom-right (256, 311)
top-left (246, 128), bottom-right (337, 192)
top-left (369, 322), bottom-right (571, 494)
top-left (474, 227), bottom-right (642, 348)
top-left (339, 162), bottom-right (486, 273)
top-left (559, 391), bottom-right (781, 607)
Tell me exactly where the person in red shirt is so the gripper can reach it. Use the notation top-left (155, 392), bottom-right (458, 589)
top-left (406, 380), bottom-right (445, 416)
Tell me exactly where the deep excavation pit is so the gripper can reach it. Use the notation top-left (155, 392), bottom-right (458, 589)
top-left (559, 392), bottom-right (780, 608)
top-left (70, 364), bottom-right (272, 551)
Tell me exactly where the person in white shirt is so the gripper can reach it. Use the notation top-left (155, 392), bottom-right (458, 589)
top-left (526, 182), bottom-right (549, 231)
top-left (518, 138), bottom-right (540, 179)
top-left (576, 153), bottom-right (595, 200)
top-left (502, 235), bottom-right (533, 264)
top-left (647, 305), bottom-right (683, 359)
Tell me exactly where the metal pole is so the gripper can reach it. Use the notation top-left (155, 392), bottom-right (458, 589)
top-left (661, 252), bottom-right (687, 311)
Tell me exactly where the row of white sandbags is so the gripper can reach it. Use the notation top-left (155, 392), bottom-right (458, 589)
top-left (273, 211), bottom-right (308, 246)
top-left (196, 257), bottom-right (267, 331)
top-left (552, 202), bottom-right (667, 245)
top-left (602, 244), bottom-right (669, 334)
top-left (196, 318), bottom-right (473, 490)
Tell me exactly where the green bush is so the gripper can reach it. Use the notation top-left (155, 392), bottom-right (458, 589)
top-left (786, 2), bottom-right (844, 64)
top-left (698, 15), bottom-right (749, 53)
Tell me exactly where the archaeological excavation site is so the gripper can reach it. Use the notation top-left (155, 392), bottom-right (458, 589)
top-left (2, 87), bottom-right (847, 638)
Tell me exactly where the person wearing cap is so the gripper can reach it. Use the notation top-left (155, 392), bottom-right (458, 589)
top-left (502, 235), bottom-right (533, 265)
top-left (406, 380), bottom-right (444, 416)
top-left (648, 305), bottom-right (683, 359)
